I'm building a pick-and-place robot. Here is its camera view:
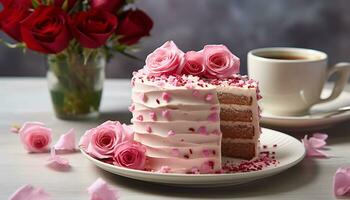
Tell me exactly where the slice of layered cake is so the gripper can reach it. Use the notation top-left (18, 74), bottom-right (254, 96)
top-left (130, 41), bottom-right (261, 173)
top-left (210, 77), bottom-right (261, 160)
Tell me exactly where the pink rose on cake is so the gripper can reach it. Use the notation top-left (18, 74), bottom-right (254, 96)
top-left (113, 141), bottom-right (146, 170)
top-left (144, 40), bottom-right (185, 76)
top-left (182, 51), bottom-right (206, 76)
top-left (203, 44), bottom-right (240, 79)
top-left (79, 121), bottom-right (134, 159)
top-left (18, 122), bottom-right (52, 153)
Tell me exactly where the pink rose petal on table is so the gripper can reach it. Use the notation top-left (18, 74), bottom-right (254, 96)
top-left (334, 167), bottom-right (350, 197)
top-left (54, 128), bottom-right (76, 151)
top-left (87, 178), bottom-right (119, 200)
top-left (312, 133), bottom-right (328, 140)
top-left (9, 184), bottom-right (50, 200)
top-left (309, 133), bottom-right (328, 149)
top-left (46, 148), bottom-right (70, 171)
top-left (308, 137), bottom-right (326, 149)
top-left (301, 135), bottom-right (328, 158)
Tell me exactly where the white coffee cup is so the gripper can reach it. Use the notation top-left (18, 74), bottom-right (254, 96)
top-left (247, 47), bottom-right (350, 116)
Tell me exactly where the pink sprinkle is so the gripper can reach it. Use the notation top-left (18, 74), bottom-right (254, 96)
top-left (167, 130), bottom-right (176, 136)
top-left (156, 81), bottom-right (165, 87)
top-left (128, 104), bottom-right (135, 112)
top-left (205, 93), bottom-right (214, 102)
top-left (212, 129), bottom-right (221, 135)
top-left (198, 126), bottom-right (207, 135)
top-left (136, 115), bottom-right (143, 121)
top-left (202, 149), bottom-right (211, 157)
top-left (208, 112), bottom-right (219, 122)
top-left (185, 83), bottom-right (195, 90)
top-left (158, 166), bottom-right (171, 173)
top-left (192, 90), bottom-right (200, 98)
top-left (162, 92), bottom-right (171, 103)
top-left (191, 167), bottom-right (200, 174)
top-left (210, 106), bottom-right (218, 111)
top-left (149, 112), bottom-right (157, 121)
top-left (146, 126), bottom-right (152, 133)
top-left (162, 110), bottom-right (171, 120)
top-left (201, 161), bottom-right (215, 173)
top-left (139, 93), bottom-right (148, 102)
top-left (171, 148), bottom-right (180, 157)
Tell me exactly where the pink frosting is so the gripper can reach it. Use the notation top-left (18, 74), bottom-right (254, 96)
top-left (18, 122), bottom-right (52, 153)
top-left (203, 44), bottom-right (240, 78)
top-left (144, 41), bottom-right (185, 76)
top-left (182, 51), bottom-right (205, 76)
top-left (79, 121), bottom-right (134, 159)
top-left (113, 141), bottom-right (146, 170)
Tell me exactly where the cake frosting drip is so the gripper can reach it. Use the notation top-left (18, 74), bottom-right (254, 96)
top-left (131, 71), bottom-right (222, 173)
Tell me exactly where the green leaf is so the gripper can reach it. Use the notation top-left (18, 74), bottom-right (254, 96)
top-left (32, 0), bottom-right (40, 8)
top-left (0, 39), bottom-right (26, 49)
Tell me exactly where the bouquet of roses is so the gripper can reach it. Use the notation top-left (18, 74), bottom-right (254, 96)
top-left (0, 0), bottom-right (154, 119)
top-left (0, 0), bottom-right (153, 57)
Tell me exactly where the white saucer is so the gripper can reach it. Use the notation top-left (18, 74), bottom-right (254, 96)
top-left (81, 128), bottom-right (305, 187)
top-left (261, 89), bottom-right (350, 130)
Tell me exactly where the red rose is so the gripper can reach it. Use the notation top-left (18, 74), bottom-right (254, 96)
top-left (70, 9), bottom-right (118, 48)
top-left (20, 5), bottom-right (71, 54)
top-left (0, 5), bottom-right (31, 42)
top-left (90, 0), bottom-right (124, 13)
top-left (1, 0), bottom-right (32, 8)
top-left (116, 9), bottom-right (153, 45)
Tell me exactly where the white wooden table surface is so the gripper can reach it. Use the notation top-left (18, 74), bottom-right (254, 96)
top-left (0, 78), bottom-right (349, 200)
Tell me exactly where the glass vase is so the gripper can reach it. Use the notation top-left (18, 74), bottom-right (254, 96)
top-left (47, 52), bottom-right (106, 120)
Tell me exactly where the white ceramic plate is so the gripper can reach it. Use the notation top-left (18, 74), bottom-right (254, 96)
top-left (81, 128), bottom-right (305, 187)
top-left (261, 89), bottom-right (350, 130)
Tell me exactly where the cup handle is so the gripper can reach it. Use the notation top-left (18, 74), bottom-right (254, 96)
top-left (319, 62), bottom-right (350, 103)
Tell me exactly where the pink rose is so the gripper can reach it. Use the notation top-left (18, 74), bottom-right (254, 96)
top-left (79, 121), bottom-right (134, 159)
top-left (18, 122), bottom-right (52, 153)
top-left (203, 44), bottom-right (240, 79)
top-left (113, 141), bottom-right (146, 170)
top-left (182, 51), bottom-right (205, 76)
top-left (145, 41), bottom-right (185, 76)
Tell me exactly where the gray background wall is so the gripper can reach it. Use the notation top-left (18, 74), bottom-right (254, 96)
top-left (1, 0), bottom-right (350, 78)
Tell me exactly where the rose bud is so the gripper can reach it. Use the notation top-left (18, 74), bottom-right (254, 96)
top-left (145, 41), bottom-right (185, 76)
top-left (20, 5), bottom-right (71, 54)
top-left (0, 5), bottom-right (31, 42)
top-left (116, 9), bottom-right (153, 45)
top-left (182, 51), bottom-right (206, 76)
top-left (90, 0), bottom-right (124, 13)
top-left (18, 122), bottom-right (52, 153)
top-left (113, 141), bottom-right (146, 170)
top-left (79, 121), bottom-right (134, 159)
top-left (203, 44), bottom-right (240, 79)
top-left (70, 9), bottom-right (118, 48)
